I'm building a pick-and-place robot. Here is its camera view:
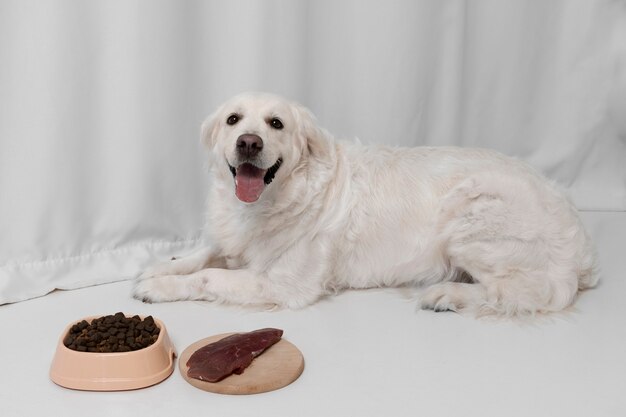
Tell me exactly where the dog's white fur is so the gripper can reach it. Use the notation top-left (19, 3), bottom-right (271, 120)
top-left (133, 92), bottom-right (597, 316)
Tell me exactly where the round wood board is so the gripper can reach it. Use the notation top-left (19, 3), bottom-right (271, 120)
top-left (179, 332), bottom-right (304, 395)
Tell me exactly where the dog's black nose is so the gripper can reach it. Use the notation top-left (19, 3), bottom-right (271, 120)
top-left (236, 134), bottom-right (263, 158)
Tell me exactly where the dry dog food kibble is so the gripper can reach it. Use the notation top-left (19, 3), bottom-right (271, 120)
top-left (63, 312), bottom-right (160, 353)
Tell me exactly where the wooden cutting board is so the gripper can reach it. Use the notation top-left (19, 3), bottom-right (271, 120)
top-left (179, 332), bottom-right (304, 395)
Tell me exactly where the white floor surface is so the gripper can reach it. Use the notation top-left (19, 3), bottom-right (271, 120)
top-left (1, 211), bottom-right (625, 417)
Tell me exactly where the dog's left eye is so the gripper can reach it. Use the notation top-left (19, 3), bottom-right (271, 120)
top-left (269, 118), bottom-right (284, 130)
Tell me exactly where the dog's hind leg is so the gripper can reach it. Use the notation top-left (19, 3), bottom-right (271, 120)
top-left (425, 174), bottom-right (585, 317)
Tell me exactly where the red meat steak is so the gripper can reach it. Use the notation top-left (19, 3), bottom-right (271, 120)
top-left (186, 328), bottom-right (283, 382)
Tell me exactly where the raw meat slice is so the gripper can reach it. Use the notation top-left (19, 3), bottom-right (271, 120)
top-left (186, 328), bottom-right (283, 382)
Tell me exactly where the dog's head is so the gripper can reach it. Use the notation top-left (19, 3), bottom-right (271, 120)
top-left (202, 92), bottom-right (327, 203)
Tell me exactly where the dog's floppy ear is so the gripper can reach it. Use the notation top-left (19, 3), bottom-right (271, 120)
top-left (293, 103), bottom-right (331, 160)
top-left (200, 110), bottom-right (220, 149)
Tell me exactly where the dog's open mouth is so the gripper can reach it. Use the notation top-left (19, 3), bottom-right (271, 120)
top-left (228, 158), bottom-right (282, 203)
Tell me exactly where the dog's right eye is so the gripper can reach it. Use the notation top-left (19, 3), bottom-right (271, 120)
top-left (226, 114), bottom-right (240, 125)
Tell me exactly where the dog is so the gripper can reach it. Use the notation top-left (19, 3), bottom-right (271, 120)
top-left (133, 92), bottom-right (597, 316)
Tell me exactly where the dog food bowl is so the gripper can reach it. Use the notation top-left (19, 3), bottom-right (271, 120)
top-left (50, 315), bottom-right (176, 391)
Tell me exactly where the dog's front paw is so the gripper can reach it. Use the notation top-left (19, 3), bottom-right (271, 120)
top-left (132, 276), bottom-right (174, 304)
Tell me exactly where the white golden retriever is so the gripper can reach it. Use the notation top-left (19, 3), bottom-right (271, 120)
top-left (133, 92), bottom-right (597, 316)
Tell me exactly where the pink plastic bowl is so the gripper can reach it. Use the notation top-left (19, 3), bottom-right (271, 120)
top-left (50, 315), bottom-right (176, 391)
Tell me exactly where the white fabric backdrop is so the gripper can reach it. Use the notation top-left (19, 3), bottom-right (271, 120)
top-left (1, 0), bottom-right (625, 305)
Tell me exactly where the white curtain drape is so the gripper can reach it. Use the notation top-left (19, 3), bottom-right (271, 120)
top-left (1, 0), bottom-right (625, 305)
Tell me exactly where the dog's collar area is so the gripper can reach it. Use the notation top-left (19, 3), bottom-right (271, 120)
top-left (227, 158), bottom-right (283, 185)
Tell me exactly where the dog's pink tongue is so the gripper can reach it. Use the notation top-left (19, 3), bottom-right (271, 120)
top-left (235, 164), bottom-right (266, 203)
